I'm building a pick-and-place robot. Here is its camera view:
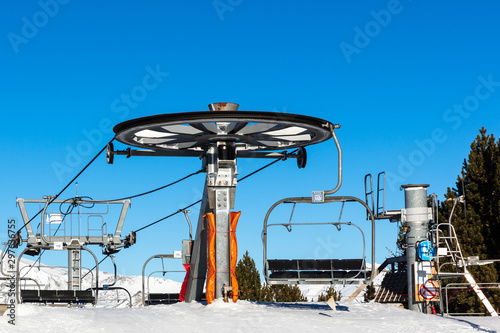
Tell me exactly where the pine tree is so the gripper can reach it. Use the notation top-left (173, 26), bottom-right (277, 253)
top-left (364, 283), bottom-right (375, 302)
top-left (318, 286), bottom-right (342, 302)
top-left (271, 284), bottom-right (307, 302)
top-left (396, 223), bottom-right (407, 272)
top-left (439, 128), bottom-right (500, 314)
top-left (235, 250), bottom-right (263, 301)
top-left (235, 251), bottom-right (307, 302)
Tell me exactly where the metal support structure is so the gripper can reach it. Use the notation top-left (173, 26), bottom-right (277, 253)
top-left (68, 249), bottom-right (81, 291)
top-left (16, 197), bottom-right (132, 249)
top-left (401, 184), bottom-right (430, 313)
top-left (14, 197), bottom-right (133, 302)
top-left (184, 183), bottom-right (210, 302)
top-left (112, 103), bottom-right (336, 302)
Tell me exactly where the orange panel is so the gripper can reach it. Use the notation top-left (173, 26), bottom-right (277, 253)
top-left (205, 213), bottom-right (216, 304)
top-left (230, 211), bottom-right (241, 303)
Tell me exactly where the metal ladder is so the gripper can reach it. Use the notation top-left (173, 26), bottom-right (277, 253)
top-left (433, 222), bottom-right (498, 316)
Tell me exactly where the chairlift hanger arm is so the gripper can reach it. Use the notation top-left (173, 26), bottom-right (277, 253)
top-left (262, 195), bottom-right (376, 282)
top-left (323, 124), bottom-right (342, 195)
top-left (141, 254), bottom-right (179, 306)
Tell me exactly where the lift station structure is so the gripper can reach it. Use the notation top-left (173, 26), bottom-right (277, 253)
top-left (6, 102), bottom-right (496, 314)
top-left (12, 196), bottom-right (136, 305)
top-left (108, 102), bottom-right (346, 302)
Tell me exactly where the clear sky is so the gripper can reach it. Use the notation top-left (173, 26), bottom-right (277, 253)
top-left (2, 1), bottom-right (500, 279)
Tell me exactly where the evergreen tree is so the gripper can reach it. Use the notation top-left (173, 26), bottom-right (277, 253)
top-left (235, 250), bottom-right (263, 301)
top-left (318, 286), bottom-right (342, 302)
top-left (363, 283), bottom-right (375, 302)
top-left (396, 223), bottom-right (407, 272)
top-left (271, 285), bottom-right (307, 302)
top-left (235, 251), bottom-right (307, 302)
top-left (439, 128), bottom-right (500, 314)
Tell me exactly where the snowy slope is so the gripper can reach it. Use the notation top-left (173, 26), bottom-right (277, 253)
top-left (3, 299), bottom-right (500, 332)
top-left (3, 254), bottom-right (382, 305)
top-left (1, 254), bottom-right (181, 307)
top-left (2, 256), bottom-right (499, 332)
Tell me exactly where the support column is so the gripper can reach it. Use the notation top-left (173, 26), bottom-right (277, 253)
top-left (402, 184), bottom-right (430, 313)
top-left (68, 249), bottom-right (81, 291)
top-left (207, 142), bottom-right (237, 301)
top-left (184, 182), bottom-right (209, 302)
top-left (214, 188), bottom-right (231, 299)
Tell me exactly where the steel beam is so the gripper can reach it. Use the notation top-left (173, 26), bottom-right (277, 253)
top-left (183, 181), bottom-right (210, 302)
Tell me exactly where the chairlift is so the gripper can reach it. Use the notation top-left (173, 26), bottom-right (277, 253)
top-left (13, 197), bottom-right (135, 306)
top-left (262, 123), bottom-right (377, 286)
top-left (141, 210), bottom-right (195, 305)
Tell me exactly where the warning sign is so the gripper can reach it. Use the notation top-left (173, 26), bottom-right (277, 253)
top-left (414, 261), bottom-right (439, 302)
top-left (419, 280), bottom-right (439, 301)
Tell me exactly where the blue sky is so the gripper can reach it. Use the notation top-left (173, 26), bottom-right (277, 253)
top-left (2, 1), bottom-right (500, 279)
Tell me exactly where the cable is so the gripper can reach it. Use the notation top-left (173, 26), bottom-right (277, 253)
top-left (87, 169), bottom-right (204, 203)
top-left (59, 196), bottom-right (94, 215)
top-left (81, 255), bottom-right (109, 281)
top-left (21, 204), bottom-right (74, 279)
top-left (133, 153), bottom-right (291, 233)
top-left (239, 158), bottom-right (283, 181)
top-left (134, 200), bottom-right (202, 233)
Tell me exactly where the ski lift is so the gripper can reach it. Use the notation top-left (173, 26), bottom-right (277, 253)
top-left (262, 122), bottom-right (377, 286)
top-left (109, 103), bottom-right (335, 302)
top-left (14, 197), bottom-right (135, 305)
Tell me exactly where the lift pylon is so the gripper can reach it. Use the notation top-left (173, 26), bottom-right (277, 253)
top-left (110, 102), bottom-right (335, 302)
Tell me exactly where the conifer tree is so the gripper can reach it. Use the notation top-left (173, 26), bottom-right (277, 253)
top-left (271, 285), bottom-right (307, 302)
top-left (363, 283), bottom-right (375, 302)
top-left (235, 251), bottom-right (307, 302)
top-left (439, 128), bottom-right (500, 314)
top-left (235, 250), bottom-right (263, 301)
top-left (318, 286), bottom-right (342, 302)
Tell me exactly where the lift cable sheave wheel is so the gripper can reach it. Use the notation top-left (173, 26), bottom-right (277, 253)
top-left (113, 111), bottom-right (333, 153)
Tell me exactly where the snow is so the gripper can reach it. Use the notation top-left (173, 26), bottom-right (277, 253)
top-left (2, 255), bottom-right (499, 332)
top-left (3, 300), bottom-right (500, 332)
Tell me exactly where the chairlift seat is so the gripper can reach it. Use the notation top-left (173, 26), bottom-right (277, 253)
top-left (146, 293), bottom-right (181, 305)
top-left (267, 259), bottom-right (369, 283)
top-left (21, 289), bottom-right (95, 304)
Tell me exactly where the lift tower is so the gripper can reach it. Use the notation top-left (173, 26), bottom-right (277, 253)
top-left (109, 103), bottom-right (335, 301)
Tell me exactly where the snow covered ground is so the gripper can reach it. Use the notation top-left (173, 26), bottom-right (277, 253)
top-left (1, 255), bottom-right (499, 332)
top-left (2, 299), bottom-right (499, 332)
